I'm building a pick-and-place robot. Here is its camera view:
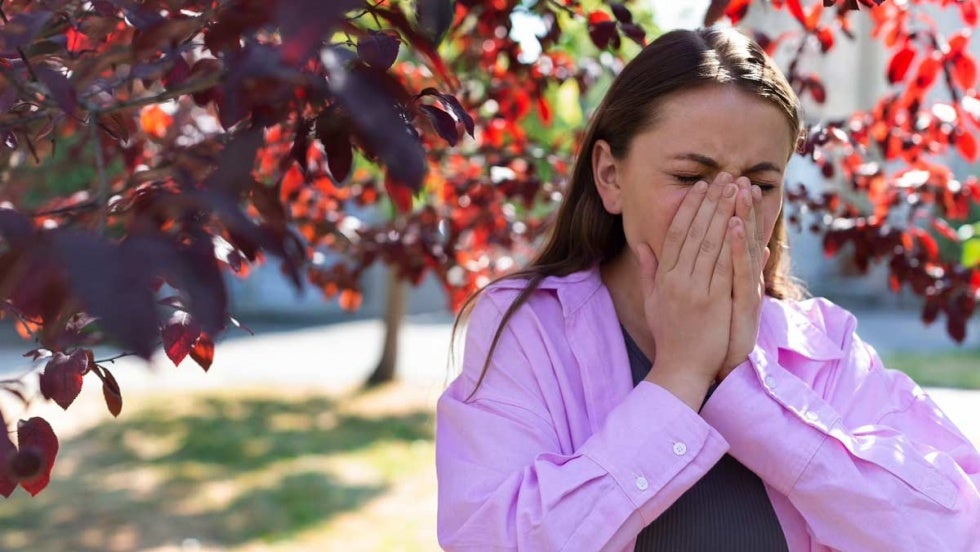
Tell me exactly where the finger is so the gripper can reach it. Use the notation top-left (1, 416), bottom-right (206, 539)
top-left (677, 175), bottom-right (734, 275)
top-left (694, 175), bottom-right (738, 282)
top-left (660, 180), bottom-right (708, 272)
top-left (732, 216), bottom-right (757, 310)
top-left (740, 178), bottom-right (760, 267)
top-left (752, 184), bottom-right (766, 254)
top-left (710, 216), bottom-right (737, 294)
top-left (633, 242), bottom-right (659, 299)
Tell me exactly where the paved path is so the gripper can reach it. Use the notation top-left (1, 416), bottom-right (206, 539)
top-left (1, 310), bottom-right (978, 446)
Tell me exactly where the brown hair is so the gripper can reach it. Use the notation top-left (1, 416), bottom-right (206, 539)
top-left (453, 27), bottom-right (808, 397)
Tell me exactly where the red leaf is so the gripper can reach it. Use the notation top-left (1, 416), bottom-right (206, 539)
top-left (953, 53), bottom-right (977, 90)
top-left (786, 0), bottom-right (807, 25)
top-left (808, 76), bottom-right (827, 104)
top-left (588, 10), bottom-right (612, 24)
top-left (339, 289), bottom-right (363, 311)
top-left (39, 350), bottom-right (87, 410)
top-left (816, 27), bottom-right (834, 52)
top-left (16, 418), bottom-right (58, 496)
top-left (804, 2), bottom-right (824, 31)
top-left (161, 312), bottom-right (202, 366)
top-left (915, 54), bottom-right (941, 89)
top-left (725, 0), bottom-right (751, 24)
top-left (384, 176), bottom-right (414, 214)
top-left (912, 228), bottom-right (940, 260)
top-left (956, 128), bottom-right (979, 161)
top-left (537, 96), bottom-right (552, 125)
top-left (99, 366), bottom-right (122, 417)
top-left (931, 218), bottom-right (960, 242)
top-left (961, 0), bottom-right (979, 26)
top-left (189, 334), bottom-right (215, 372)
top-left (887, 47), bottom-right (916, 84)
top-left (949, 30), bottom-right (970, 54)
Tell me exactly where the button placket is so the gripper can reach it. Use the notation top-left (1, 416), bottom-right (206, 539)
top-left (672, 442), bottom-right (687, 456)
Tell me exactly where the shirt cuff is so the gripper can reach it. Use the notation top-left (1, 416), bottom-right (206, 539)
top-left (700, 346), bottom-right (830, 495)
top-left (581, 381), bottom-right (729, 521)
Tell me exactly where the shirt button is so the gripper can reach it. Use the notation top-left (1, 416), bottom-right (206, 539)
top-left (804, 411), bottom-right (819, 422)
top-left (673, 442), bottom-right (687, 456)
top-left (635, 476), bottom-right (649, 491)
top-left (764, 375), bottom-right (776, 389)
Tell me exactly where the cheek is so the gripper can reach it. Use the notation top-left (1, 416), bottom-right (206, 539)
top-left (761, 197), bottom-right (783, 242)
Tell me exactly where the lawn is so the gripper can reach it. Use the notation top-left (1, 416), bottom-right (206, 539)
top-left (883, 348), bottom-right (980, 390)
top-left (0, 383), bottom-right (441, 552)
top-left (0, 349), bottom-right (976, 551)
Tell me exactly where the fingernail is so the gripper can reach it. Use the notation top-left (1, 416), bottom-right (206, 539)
top-left (724, 184), bottom-right (736, 198)
top-left (752, 186), bottom-right (762, 201)
top-left (695, 180), bottom-right (708, 192)
top-left (729, 217), bottom-right (739, 228)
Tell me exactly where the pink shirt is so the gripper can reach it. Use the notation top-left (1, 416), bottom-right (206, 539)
top-left (436, 267), bottom-right (980, 551)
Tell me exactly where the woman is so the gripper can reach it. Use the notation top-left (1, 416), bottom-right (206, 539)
top-left (436, 27), bottom-right (980, 551)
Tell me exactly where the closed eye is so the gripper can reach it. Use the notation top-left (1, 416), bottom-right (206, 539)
top-left (672, 174), bottom-right (779, 193)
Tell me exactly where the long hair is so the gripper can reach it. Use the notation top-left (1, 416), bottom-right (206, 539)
top-left (453, 27), bottom-right (808, 397)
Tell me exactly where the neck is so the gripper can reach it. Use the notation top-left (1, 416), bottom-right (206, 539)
top-left (600, 251), bottom-right (656, 362)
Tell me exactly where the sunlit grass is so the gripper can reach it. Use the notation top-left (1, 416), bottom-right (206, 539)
top-left (884, 348), bottom-right (980, 390)
top-left (0, 384), bottom-right (439, 552)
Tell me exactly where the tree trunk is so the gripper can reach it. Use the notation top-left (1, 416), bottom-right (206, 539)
top-left (364, 267), bottom-right (406, 387)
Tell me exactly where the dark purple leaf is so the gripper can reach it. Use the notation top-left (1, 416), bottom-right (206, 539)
top-left (420, 104), bottom-right (459, 146)
top-left (0, 11), bottom-right (54, 51)
top-left (358, 30), bottom-right (400, 70)
top-left (0, 410), bottom-right (16, 497)
top-left (417, 88), bottom-right (474, 136)
top-left (290, 118), bottom-right (312, 175)
top-left (204, 127), bottom-right (264, 197)
top-left (415, 0), bottom-right (456, 45)
top-left (611, 3), bottom-right (633, 24)
top-left (588, 21), bottom-right (619, 50)
top-left (620, 23), bottom-right (646, 46)
top-left (52, 231), bottom-right (159, 359)
top-left (39, 350), bottom-right (87, 410)
top-left (277, 0), bottom-right (364, 63)
top-left (35, 66), bottom-right (78, 115)
top-left (315, 108), bottom-right (354, 183)
top-left (164, 55), bottom-right (191, 88)
top-left (323, 55), bottom-right (426, 191)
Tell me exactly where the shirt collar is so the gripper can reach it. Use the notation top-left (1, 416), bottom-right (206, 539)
top-left (760, 296), bottom-right (845, 361)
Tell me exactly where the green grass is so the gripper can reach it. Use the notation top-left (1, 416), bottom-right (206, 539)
top-left (883, 348), bottom-right (980, 390)
top-left (0, 385), bottom-right (438, 552)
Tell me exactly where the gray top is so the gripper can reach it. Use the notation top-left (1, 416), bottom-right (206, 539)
top-left (623, 327), bottom-right (789, 552)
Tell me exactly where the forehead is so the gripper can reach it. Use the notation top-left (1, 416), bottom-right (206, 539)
top-left (631, 85), bottom-right (794, 165)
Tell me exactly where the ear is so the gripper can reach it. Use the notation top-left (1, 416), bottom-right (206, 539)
top-left (592, 139), bottom-right (622, 215)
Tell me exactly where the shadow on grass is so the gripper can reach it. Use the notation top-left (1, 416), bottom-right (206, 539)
top-left (0, 394), bottom-right (434, 551)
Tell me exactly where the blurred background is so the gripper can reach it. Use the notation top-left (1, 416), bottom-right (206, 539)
top-left (1, 1), bottom-right (979, 551)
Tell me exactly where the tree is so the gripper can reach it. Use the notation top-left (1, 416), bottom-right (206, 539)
top-left (0, 0), bottom-right (976, 497)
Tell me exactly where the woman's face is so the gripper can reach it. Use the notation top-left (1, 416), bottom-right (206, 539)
top-left (593, 84), bottom-right (793, 267)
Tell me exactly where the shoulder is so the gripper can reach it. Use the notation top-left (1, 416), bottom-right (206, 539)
top-left (470, 266), bottom-right (604, 326)
top-left (762, 295), bottom-right (860, 354)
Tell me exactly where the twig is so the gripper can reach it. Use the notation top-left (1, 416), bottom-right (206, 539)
top-left (90, 112), bottom-right (109, 231)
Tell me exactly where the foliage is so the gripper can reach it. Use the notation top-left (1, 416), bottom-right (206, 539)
top-left (0, 0), bottom-right (976, 495)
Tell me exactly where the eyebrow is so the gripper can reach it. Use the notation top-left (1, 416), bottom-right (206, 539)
top-left (670, 153), bottom-right (782, 174)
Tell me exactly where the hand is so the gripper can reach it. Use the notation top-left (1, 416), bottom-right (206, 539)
top-left (638, 173), bottom-right (739, 410)
top-left (718, 178), bottom-right (769, 380)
